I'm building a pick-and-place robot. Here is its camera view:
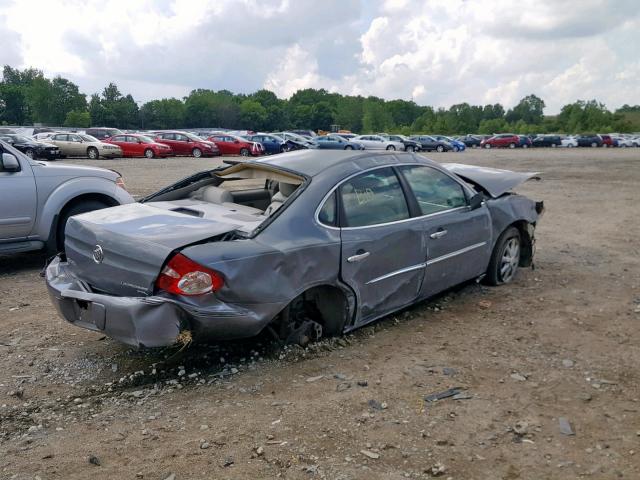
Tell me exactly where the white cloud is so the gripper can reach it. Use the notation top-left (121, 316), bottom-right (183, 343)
top-left (0, 0), bottom-right (638, 112)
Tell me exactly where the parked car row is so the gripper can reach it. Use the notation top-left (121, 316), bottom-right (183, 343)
top-left (456, 133), bottom-right (640, 149)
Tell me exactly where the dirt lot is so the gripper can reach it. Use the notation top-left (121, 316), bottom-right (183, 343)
top-left (1, 148), bottom-right (639, 480)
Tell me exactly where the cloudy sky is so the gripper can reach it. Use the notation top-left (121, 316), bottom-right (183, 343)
top-left (0, 0), bottom-right (638, 113)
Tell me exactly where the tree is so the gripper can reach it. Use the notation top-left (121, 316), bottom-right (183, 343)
top-left (505, 94), bottom-right (545, 124)
top-left (64, 110), bottom-right (91, 127)
top-left (239, 99), bottom-right (267, 130)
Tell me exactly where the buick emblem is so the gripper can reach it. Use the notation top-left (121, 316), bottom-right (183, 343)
top-left (92, 245), bottom-right (104, 264)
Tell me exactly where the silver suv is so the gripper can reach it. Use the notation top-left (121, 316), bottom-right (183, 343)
top-left (0, 140), bottom-right (133, 254)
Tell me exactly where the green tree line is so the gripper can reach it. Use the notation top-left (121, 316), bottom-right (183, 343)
top-left (1, 66), bottom-right (638, 134)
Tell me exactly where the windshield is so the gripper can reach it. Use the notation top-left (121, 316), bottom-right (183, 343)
top-left (185, 133), bottom-right (204, 141)
top-left (138, 135), bottom-right (155, 143)
top-left (12, 135), bottom-right (32, 143)
top-left (80, 134), bottom-right (100, 142)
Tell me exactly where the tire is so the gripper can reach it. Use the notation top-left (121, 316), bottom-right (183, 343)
top-left (405, 145), bottom-right (415, 152)
top-left (602, 144), bottom-right (607, 148)
top-left (485, 226), bottom-right (521, 286)
top-left (591, 142), bottom-right (597, 148)
top-left (144, 148), bottom-right (155, 159)
top-left (567, 144), bottom-right (574, 148)
top-left (508, 143), bottom-right (516, 149)
top-left (436, 145), bottom-right (445, 152)
top-left (522, 144), bottom-right (529, 148)
top-left (344, 145), bottom-right (354, 150)
top-left (56, 200), bottom-right (109, 253)
top-left (192, 148), bottom-right (202, 158)
top-left (453, 146), bottom-right (459, 152)
top-left (386, 145), bottom-right (396, 151)
top-left (240, 148), bottom-right (250, 156)
top-left (87, 147), bottom-right (99, 159)
top-left (25, 148), bottom-right (35, 159)
top-left (484, 143), bottom-right (491, 149)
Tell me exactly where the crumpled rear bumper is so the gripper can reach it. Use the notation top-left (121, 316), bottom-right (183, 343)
top-left (45, 256), bottom-right (278, 348)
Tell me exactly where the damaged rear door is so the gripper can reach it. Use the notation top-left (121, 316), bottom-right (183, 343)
top-left (338, 167), bottom-right (426, 324)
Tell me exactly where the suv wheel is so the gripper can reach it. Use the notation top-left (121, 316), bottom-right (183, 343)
top-left (56, 200), bottom-right (109, 253)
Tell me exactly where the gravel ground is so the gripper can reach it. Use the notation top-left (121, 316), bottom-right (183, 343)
top-left (1, 148), bottom-right (639, 480)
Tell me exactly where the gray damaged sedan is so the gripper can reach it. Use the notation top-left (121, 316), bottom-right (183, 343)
top-left (46, 151), bottom-right (544, 348)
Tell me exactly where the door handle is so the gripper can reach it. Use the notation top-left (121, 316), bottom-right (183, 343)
top-left (430, 229), bottom-right (448, 239)
top-left (347, 251), bottom-right (370, 263)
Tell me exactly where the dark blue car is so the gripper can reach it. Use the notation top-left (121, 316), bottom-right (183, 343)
top-left (245, 134), bottom-right (286, 154)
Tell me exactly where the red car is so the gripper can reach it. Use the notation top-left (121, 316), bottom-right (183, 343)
top-left (152, 131), bottom-right (220, 157)
top-left (480, 134), bottom-right (521, 149)
top-left (599, 134), bottom-right (617, 148)
top-left (207, 133), bottom-right (264, 156)
top-left (105, 134), bottom-right (172, 158)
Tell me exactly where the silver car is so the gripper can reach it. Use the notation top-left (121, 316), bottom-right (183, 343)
top-left (0, 140), bottom-right (133, 254)
top-left (48, 133), bottom-right (122, 159)
top-left (46, 151), bottom-right (543, 348)
top-left (352, 135), bottom-right (405, 151)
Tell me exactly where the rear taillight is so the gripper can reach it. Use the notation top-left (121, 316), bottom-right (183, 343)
top-left (116, 176), bottom-right (127, 190)
top-left (156, 253), bottom-right (224, 296)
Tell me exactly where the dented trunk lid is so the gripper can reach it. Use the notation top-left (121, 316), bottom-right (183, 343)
top-left (64, 203), bottom-right (238, 296)
top-left (442, 163), bottom-right (540, 198)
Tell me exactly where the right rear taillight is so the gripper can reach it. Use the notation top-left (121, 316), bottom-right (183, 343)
top-left (156, 253), bottom-right (224, 296)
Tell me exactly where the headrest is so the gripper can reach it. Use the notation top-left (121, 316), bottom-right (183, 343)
top-left (202, 186), bottom-right (233, 204)
top-left (278, 182), bottom-right (297, 197)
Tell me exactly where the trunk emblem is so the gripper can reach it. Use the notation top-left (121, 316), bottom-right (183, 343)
top-left (92, 245), bottom-right (105, 264)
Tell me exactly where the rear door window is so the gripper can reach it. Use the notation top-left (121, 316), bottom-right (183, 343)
top-left (339, 167), bottom-right (410, 227)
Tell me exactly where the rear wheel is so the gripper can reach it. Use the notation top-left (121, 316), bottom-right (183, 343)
top-left (344, 145), bottom-right (354, 150)
top-left (522, 143), bottom-right (529, 149)
top-left (591, 142), bottom-right (597, 148)
top-left (386, 145), bottom-right (396, 151)
top-left (144, 148), bottom-right (155, 158)
top-left (508, 143), bottom-right (516, 149)
top-left (87, 147), bottom-right (99, 159)
top-left (405, 145), bottom-right (415, 152)
top-left (453, 146), bottom-right (459, 152)
top-left (25, 148), bottom-right (35, 158)
top-left (436, 145), bottom-right (445, 152)
top-left (192, 148), bottom-right (202, 158)
top-left (56, 200), bottom-right (109, 253)
top-left (240, 148), bottom-right (250, 156)
top-left (484, 143), bottom-right (491, 149)
top-left (485, 227), bottom-right (521, 286)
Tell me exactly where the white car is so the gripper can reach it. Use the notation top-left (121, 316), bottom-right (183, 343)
top-left (614, 136), bottom-right (634, 148)
top-left (351, 135), bottom-right (405, 151)
top-left (561, 136), bottom-right (578, 148)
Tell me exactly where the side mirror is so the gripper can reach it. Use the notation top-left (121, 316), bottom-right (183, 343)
top-left (234, 140), bottom-right (239, 143)
top-left (469, 192), bottom-right (484, 210)
top-left (1, 153), bottom-right (21, 172)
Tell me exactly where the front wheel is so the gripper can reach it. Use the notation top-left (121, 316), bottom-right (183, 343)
top-left (344, 145), bottom-right (354, 150)
top-left (485, 227), bottom-right (521, 286)
top-left (192, 148), bottom-right (202, 158)
top-left (436, 145), bottom-right (444, 152)
top-left (484, 143), bottom-right (491, 149)
top-left (453, 146), bottom-right (459, 152)
top-left (25, 148), bottom-right (35, 158)
top-left (386, 145), bottom-right (396, 151)
top-left (144, 148), bottom-right (155, 158)
top-left (522, 143), bottom-right (529, 149)
top-left (591, 142), bottom-right (598, 148)
top-left (87, 147), bottom-right (99, 159)
top-left (405, 145), bottom-right (415, 152)
top-left (508, 143), bottom-right (516, 149)
top-left (240, 148), bottom-right (250, 156)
